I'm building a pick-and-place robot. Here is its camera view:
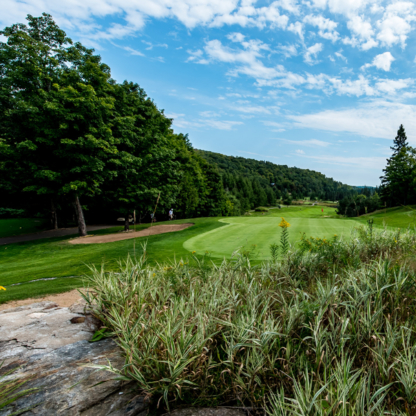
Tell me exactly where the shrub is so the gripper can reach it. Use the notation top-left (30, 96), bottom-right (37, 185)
top-left (255, 207), bottom-right (269, 212)
top-left (84, 227), bottom-right (416, 414)
top-left (0, 208), bottom-right (26, 218)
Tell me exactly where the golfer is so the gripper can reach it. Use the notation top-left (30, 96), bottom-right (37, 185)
top-left (169, 208), bottom-right (173, 220)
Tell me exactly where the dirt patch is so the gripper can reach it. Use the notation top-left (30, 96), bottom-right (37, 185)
top-left (69, 223), bottom-right (194, 244)
top-left (0, 289), bottom-right (83, 311)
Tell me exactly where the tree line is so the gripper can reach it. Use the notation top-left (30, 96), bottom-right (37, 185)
top-left (198, 150), bottom-right (357, 214)
top-left (0, 14), bottom-right (227, 234)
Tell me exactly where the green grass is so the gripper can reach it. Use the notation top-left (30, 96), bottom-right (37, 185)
top-left (2, 204), bottom-right (416, 304)
top-left (0, 218), bottom-right (226, 303)
top-left (354, 205), bottom-right (416, 228)
top-left (0, 218), bottom-right (47, 238)
top-left (184, 215), bottom-right (356, 260)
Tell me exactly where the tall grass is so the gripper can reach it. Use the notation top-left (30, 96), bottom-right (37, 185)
top-left (83, 225), bottom-right (416, 415)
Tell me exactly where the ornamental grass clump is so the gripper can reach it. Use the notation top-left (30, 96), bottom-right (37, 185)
top-left (84, 227), bottom-right (416, 414)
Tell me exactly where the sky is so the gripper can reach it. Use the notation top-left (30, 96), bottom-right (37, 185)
top-left (2, 0), bottom-right (416, 186)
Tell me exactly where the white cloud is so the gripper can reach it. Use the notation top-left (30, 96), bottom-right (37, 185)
top-left (278, 43), bottom-right (298, 57)
top-left (304, 42), bottom-right (323, 64)
top-left (282, 138), bottom-right (331, 147)
top-left (304, 14), bottom-right (339, 41)
top-left (122, 46), bottom-right (145, 56)
top-left (362, 52), bottom-right (395, 71)
top-left (300, 154), bottom-right (386, 169)
top-left (288, 21), bottom-right (304, 39)
top-left (296, 149), bottom-right (305, 154)
top-left (376, 2), bottom-right (416, 48)
top-left (287, 101), bottom-right (416, 142)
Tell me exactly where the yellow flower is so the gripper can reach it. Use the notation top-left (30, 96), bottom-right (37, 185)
top-left (153, 273), bottom-right (156, 277)
top-left (279, 217), bottom-right (291, 228)
top-left (0, 286), bottom-right (6, 291)
top-left (192, 251), bottom-right (196, 254)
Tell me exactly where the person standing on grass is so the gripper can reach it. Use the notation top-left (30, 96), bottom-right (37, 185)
top-left (169, 208), bottom-right (173, 220)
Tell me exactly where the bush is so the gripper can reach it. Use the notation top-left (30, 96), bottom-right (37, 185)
top-left (254, 206), bottom-right (269, 212)
top-left (0, 208), bottom-right (26, 218)
top-left (84, 226), bottom-right (416, 414)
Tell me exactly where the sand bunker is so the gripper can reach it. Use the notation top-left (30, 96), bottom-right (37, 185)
top-left (0, 289), bottom-right (84, 311)
top-left (69, 223), bottom-right (194, 244)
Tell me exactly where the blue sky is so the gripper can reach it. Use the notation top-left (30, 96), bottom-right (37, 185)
top-left (2, 0), bottom-right (416, 185)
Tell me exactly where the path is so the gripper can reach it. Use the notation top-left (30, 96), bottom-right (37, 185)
top-left (0, 225), bottom-right (114, 245)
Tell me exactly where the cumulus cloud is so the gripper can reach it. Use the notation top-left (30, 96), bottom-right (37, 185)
top-left (303, 42), bottom-right (323, 64)
top-left (303, 14), bottom-right (339, 41)
top-left (361, 52), bottom-right (395, 71)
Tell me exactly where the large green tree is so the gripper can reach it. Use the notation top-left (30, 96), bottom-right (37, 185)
top-left (0, 13), bottom-right (118, 235)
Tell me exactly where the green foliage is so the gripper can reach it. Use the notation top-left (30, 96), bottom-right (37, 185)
top-left (380, 124), bottom-right (416, 207)
top-left (0, 14), bottom-right (227, 231)
top-left (337, 192), bottom-right (381, 217)
top-left (198, 150), bottom-right (356, 213)
top-left (269, 243), bottom-right (279, 261)
top-left (0, 208), bottom-right (25, 218)
top-left (255, 207), bottom-right (269, 212)
top-left (85, 226), bottom-right (416, 414)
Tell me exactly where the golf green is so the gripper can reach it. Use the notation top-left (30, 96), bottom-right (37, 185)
top-left (183, 216), bottom-right (358, 259)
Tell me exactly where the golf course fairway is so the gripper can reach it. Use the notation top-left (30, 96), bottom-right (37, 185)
top-left (184, 208), bottom-right (358, 259)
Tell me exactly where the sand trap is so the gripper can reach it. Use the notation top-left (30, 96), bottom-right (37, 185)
top-left (0, 289), bottom-right (84, 311)
top-left (69, 223), bottom-right (194, 244)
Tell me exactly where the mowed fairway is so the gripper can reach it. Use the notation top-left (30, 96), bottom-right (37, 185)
top-left (184, 207), bottom-right (357, 259)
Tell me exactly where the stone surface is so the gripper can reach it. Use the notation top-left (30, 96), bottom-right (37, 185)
top-left (0, 301), bottom-right (147, 416)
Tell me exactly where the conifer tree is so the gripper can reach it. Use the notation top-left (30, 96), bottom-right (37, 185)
top-left (380, 125), bottom-right (415, 206)
top-left (391, 124), bottom-right (408, 155)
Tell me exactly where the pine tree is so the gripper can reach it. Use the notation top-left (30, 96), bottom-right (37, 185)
top-left (380, 125), bottom-right (415, 206)
top-left (391, 124), bottom-right (408, 155)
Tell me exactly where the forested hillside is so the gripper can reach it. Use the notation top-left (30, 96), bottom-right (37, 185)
top-left (197, 150), bottom-right (356, 214)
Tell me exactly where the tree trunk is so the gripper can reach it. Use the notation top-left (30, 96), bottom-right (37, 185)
top-left (51, 199), bottom-right (58, 230)
top-left (124, 212), bottom-right (130, 232)
top-left (74, 195), bottom-right (87, 237)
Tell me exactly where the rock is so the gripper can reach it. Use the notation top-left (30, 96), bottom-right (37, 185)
top-left (0, 301), bottom-right (147, 416)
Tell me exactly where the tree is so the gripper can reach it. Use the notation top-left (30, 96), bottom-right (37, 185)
top-left (0, 14), bottom-right (118, 235)
top-left (391, 124), bottom-right (408, 155)
top-left (380, 125), bottom-right (415, 206)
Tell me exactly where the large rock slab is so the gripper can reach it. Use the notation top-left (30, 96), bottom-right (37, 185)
top-left (0, 301), bottom-right (147, 415)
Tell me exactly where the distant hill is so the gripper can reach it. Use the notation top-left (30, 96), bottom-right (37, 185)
top-left (196, 150), bottom-right (356, 213)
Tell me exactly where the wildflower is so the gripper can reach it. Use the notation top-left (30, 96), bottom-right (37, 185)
top-left (192, 251), bottom-right (196, 254)
top-left (279, 217), bottom-right (291, 228)
top-left (153, 273), bottom-right (156, 277)
top-left (0, 286), bottom-right (5, 291)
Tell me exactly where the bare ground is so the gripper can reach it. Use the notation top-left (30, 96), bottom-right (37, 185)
top-left (0, 225), bottom-right (115, 246)
top-left (68, 223), bottom-right (194, 244)
top-left (0, 289), bottom-right (84, 311)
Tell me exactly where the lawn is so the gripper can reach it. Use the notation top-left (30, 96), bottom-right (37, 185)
top-left (0, 218), bottom-right (226, 303)
top-left (2, 205), bottom-right (416, 303)
top-left (184, 214), bottom-right (357, 260)
top-left (0, 218), bottom-right (48, 238)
